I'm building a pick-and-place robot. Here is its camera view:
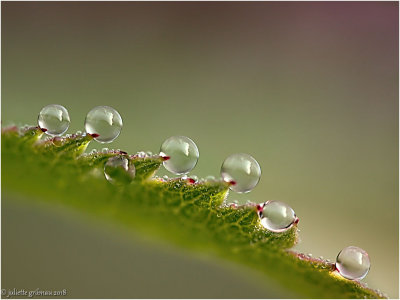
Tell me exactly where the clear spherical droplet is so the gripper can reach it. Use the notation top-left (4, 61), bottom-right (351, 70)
top-left (51, 136), bottom-right (64, 147)
top-left (38, 104), bottom-right (70, 136)
top-left (335, 246), bottom-right (370, 280)
top-left (160, 136), bottom-right (199, 175)
top-left (221, 153), bottom-right (261, 193)
top-left (84, 106), bottom-right (122, 143)
top-left (258, 201), bottom-right (297, 233)
top-left (104, 155), bottom-right (135, 185)
top-left (137, 151), bottom-right (146, 158)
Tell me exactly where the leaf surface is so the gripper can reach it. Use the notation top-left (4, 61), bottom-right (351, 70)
top-left (1, 126), bottom-right (385, 298)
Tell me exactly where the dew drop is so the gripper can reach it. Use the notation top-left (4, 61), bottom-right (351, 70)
top-left (76, 130), bottom-right (82, 135)
top-left (137, 151), bottom-right (146, 158)
top-left (162, 175), bottom-right (169, 180)
top-left (52, 136), bottom-right (64, 147)
top-left (160, 136), bottom-right (199, 175)
top-left (335, 246), bottom-right (370, 280)
top-left (38, 104), bottom-right (70, 136)
top-left (205, 175), bottom-right (216, 181)
top-left (258, 201), bottom-right (297, 233)
top-left (146, 151), bottom-right (153, 156)
top-left (84, 106), bottom-right (122, 143)
top-left (90, 149), bottom-right (98, 154)
top-left (221, 153), bottom-right (261, 193)
top-left (102, 148), bottom-right (109, 153)
top-left (104, 155), bottom-right (135, 185)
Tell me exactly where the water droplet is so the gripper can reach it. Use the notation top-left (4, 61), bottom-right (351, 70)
top-left (162, 175), bottom-right (169, 180)
top-left (308, 253), bottom-right (313, 257)
top-left (104, 155), bottom-right (135, 185)
top-left (146, 151), bottom-right (153, 156)
top-left (181, 175), bottom-right (188, 180)
top-left (84, 106), bottom-right (122, 143)
top-left (90, 149), bottom-right (98, 154)
top-left (335, 246), bottom-right (370, 280)
top-left (52, 136), bottom-right (64, 147)
top-left (38, 104), bottom-right (70, 136)
top-left (258, 201), bottom-right (297, 233)
top-left (319, 256), bottom-right (324, 260)
top-left (76, 130), bottom-right (82, 135)
top-left (221, 153), bottom-right (261, 193)
top-left (102, 148), bottom-right (109, 153)
top-left (137, 151), bottom-right (146, 158)
top-left (160, 136), bottom-right (199, 175)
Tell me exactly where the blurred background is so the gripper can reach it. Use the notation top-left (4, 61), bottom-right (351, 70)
top-left (2, 2), bottom-right (398, 298)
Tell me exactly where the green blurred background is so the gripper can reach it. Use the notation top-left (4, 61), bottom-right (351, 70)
top-left (2, 2), bottom-right (398, 298)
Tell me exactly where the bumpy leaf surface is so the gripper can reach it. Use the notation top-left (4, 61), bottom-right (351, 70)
top-left (1, 126), bottom-right (385, 298)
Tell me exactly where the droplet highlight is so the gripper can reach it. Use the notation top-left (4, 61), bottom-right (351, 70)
top-left (160, 136), bottom-right (199, 175)
top-left (37, 104), bottom-right (70, 136)
top-left (335, 246), bottom-right (370, 280)
top-left (258, 200), bottom-right (297, 233)
top-left (84, 106), bottom-right (122, 143)
top-left (104, 155), bottom-right (135, 185)
top-left (221, 153), bottom-right (261, 193)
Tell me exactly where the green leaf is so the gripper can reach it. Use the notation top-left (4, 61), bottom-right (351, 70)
top-left (1, 126), bottom-right (386, 299)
